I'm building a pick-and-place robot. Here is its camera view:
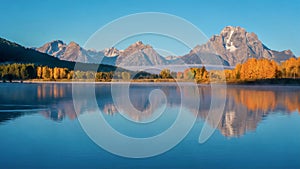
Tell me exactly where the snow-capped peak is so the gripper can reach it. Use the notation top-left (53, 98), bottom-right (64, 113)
top-left (226, 30), bottom-right (237, 52)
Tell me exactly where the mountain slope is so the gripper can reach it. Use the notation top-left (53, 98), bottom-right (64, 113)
top-left (180, 46), bottom-right (230, 66)
top-left (116, 41), bottom-right (167, 66)
top-left (35, 40), bottom-right (66, 58)
top-left (37, 40), bottom-right (169, 66)
top-left (0, 38), bottom-right (119, 72)
top-left (36, 40), bottom-right (117, 65)
top-left (34, 26), bottom-right (296, 67)
top-left (196, 26), bottom-right (295, 65)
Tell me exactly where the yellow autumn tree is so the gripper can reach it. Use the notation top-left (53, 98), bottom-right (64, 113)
top-left (60, 68), bottom-right (68, 79)
top-left (37, 66), bottom-right (43, 79)
top-left (42, 66), bottom-right (50, 79)
top-left (53, 67), bottom-right (60, 79)
top-left (281, 57), bottom-right (298, 78)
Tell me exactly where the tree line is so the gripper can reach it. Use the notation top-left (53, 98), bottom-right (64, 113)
top-left (0, 64), bottom-right (131, 82)
top-left (159, 67), bottom-right (209, 83)
top-left (0, 63), bottom-right (36, 82)
top-left (158, 57), bottom-right (300, 82)
top-left (0, 57), bottom-right (299, 82)
top-left (223, 57), bottom-right (300, 81)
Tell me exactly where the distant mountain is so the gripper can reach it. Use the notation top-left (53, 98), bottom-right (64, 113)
top-left (116, 41), bottom-right (167, 66)
top-left (0, 38), bottom-right (68, 66)
top-left (36, 40), bottom-right (117, 65)
top-left (0, 38), bottom-right (120, 72)
top-left (195, 26), bottom-right (296, 65)
top-left (36, 40), bottom-right (168, 66)
top-left (17, 26), bottom-right (299, 67)
top-left (180, 48), bottom-right (230, 66)
top-left (35, 40), bottom-right (65, 58)
top-left (165, 55), bottom-right (179, 61)
top-left (104, 47), bottom-right (119, 57)
top-left (36, 40), bottom-right (230, 66)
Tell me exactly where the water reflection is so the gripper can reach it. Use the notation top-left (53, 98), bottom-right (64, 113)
top-left (0, 111), bottom-right (27, 124)
top-left (0, 83), bottom-right (299, 137)
top-left (201, 86), bottom-right (300, 137)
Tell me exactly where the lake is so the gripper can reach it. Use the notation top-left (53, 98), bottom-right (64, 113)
top-left (0, 83), bottom-right (299, 168)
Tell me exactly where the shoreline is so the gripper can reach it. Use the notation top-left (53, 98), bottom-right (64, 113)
top-left (1, 79), bottom-right (299, 87)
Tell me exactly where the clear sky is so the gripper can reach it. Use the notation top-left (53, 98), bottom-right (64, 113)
top-left (0, 0), bottom-right (299, 56)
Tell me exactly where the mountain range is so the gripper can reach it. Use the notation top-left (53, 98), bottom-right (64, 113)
top-left (0, 38), bottom-right (121, 72)
top-left (0, 26), bottom-right (296, 70)
top-left (35, 26), bottom-right (296, 67)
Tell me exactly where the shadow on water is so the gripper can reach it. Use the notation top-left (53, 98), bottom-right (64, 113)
top-left (0, 111), bottom-right (27, 124)
top-left (0, 104), bottom-right (49, 124)
top-left (0, 83), bottom-right (299, 137)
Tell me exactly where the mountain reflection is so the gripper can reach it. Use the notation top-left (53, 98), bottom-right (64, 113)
top-left (199, 86), bottom-right (300, 137)
top-left (0, 83), bottom-right (299, 137)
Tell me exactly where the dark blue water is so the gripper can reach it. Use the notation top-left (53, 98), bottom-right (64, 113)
top-left (0, 83), bottom-right (299, 168)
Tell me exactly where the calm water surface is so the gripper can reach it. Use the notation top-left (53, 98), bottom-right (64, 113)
top-left (0, 83), bottom-right (299, 168)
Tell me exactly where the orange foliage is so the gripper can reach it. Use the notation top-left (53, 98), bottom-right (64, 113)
top-left (229, 88), bottom-right (300, 113)
top-left (281, 57), bottom-right (300, 78)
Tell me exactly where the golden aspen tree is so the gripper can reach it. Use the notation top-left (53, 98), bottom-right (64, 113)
top-left (53, 67), bottom-right (60, 79)
top-left (60, 68), bottom-right (67, 79)
top-left (42, 66), bottom-right (50, 79)
top-left (37, 66), bottom-right (42, 79)
top-left (49, 68), bottom-right (54, 80)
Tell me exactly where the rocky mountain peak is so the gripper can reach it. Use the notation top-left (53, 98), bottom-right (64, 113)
top-left (135, 41), bottom-right (143, 46)
top-left (68, 41), bottom-right (80, 48)
top-left (116, 41), bottom-right (166, 66)
top-left (128, 41), bottom-right (152, 49)
top-left (36, 40), bottom-right (67, 58)
top-left (220, 26), bottom-right (246, 35)
top-left (34, 26), bottom-right (296, 67)
top-left (104, 47), bottom-right (119, 57)
top-left (219, 26), bottom-right (252, 53)
top-left (120, 41), bottom-right (153, 56)
top-left (165, 55), bottom-right (179, 60)
top-left (47, 40), bottom-right (65, 46)
top-left (202, 26), bottom-right (295, 65)
top-left (284, 49), bottom-right (293, 55)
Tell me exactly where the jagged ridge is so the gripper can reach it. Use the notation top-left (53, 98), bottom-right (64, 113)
top-left (34, 26), bottom-right (297, 66)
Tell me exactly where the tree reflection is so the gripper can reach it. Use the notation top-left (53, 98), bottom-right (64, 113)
top-left (215, 87), bottom-right (300, 137)
top-left (0, 83), bottom-right (299, 137)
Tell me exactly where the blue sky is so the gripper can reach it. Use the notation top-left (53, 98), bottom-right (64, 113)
top-left (0, 0), bottom-right (299, 56)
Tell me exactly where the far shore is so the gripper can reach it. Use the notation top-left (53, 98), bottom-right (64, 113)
top-left (1, 78), bottom-right (300, 86)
